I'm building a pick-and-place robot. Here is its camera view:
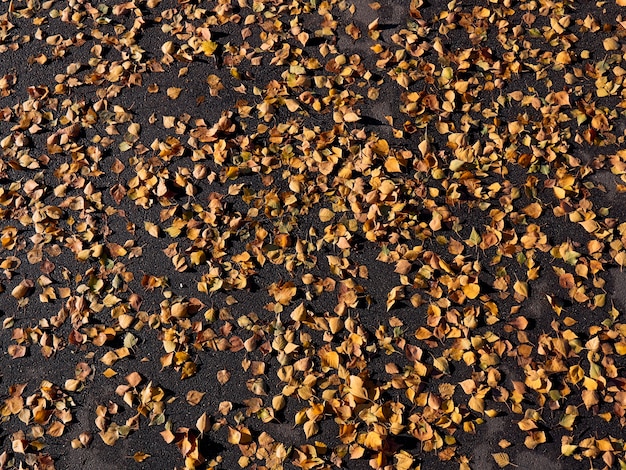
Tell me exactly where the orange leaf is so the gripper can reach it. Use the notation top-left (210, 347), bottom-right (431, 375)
top-left (463, 283), bottom-right (480, 299)
top-left (364, 431), bottom-right (383, 451)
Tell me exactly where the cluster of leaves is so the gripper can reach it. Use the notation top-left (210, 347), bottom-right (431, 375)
top-left (4, 0), bottom-right (626, 469)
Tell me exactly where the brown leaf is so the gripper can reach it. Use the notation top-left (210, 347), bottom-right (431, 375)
top-left (217, 369), bottom-right (231, 385)
top-left (8, 345), bottom-right (26, 358)
top-left (186, 390), bottom-right (205, 406)
top-left (47, 421), bottom-right (65, 437)
top-left (522, 202), bottom-right (542, 219)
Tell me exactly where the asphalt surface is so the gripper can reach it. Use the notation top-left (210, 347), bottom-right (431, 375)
top-left (1, 0), bottom-right (626, 469)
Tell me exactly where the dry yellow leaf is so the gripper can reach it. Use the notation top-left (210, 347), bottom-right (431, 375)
top-left (433, 356), bottom-right (449, 374)
top-left (320, 350), bottom-right (340, 369)
top-left (196, 412), bottom-right (209, 434)
top-left (319, 208), bottom-right (335, 222)
top-left (11, 280), bottom-right (33, 299)
top-left (468, 395), bottom-right (484, 413)
top-left (522, 202), bottom-right (542, 218)
top-left (48, 422), bottom-right (65, 437)
top-left (297, 32), bottom-right (309, 46)
top-left (272, 395), bottom-right (286, 411)
top-left (364, 431), bottom-right (383, 451)
top-left (167, 87), bottom-right (182, 99)
top-left (394, 451), bottom-right (414, 470)
top-left (303, 420), bottom-right (318, 439)
top-left (463, 283), bottom-right (480, 299)
top-left (492, 452), bottom-right (510, 468)
top-left (513, 280), bottom-right (528, 298)
top-left (186, 390), bottom-right (205, 405)
top-left (227, 427), bottom-right (242, 445)
top-left (343, 111), bottom-right (360, 122)
top-left (100, 351), bottom-right (118, 366)
top-left (171, 302), bottom-right (188, 318)
top-left (603, 37), bottom-right (619, 51)
top-left (582, 389), bottom-right (599, 409)
top-left (555, 51), bottom-right (571, 64)
top-left (524, 431), bottom-right (546, 449)
top-left (201, 40), bottom-right (218, 56)
top-left (215, 370), bottom-right (230, 387)
top-left (133, 452), bottom-right (151, 463)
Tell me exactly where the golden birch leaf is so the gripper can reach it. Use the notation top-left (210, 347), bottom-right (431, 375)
top-left (364, 431), bottom-right (383, 451)
top-left (167, 87), bottom-right (182, 99)
top-left (468, 395), bottom-right (484, 414)
top-left (186, 390), bottom-right (205, 405)
top-left (524, 431), bottom-right (546, 449)
top-left (394, 451), bottom-right (414, 470)
top-left (319, 208), bottom-right (335, 222)
top-left (513, 280), bottom-right (528, 298)
top-left (343, 111), bottom-right (360, 122)
top-left (201, 40), bottom-right (218, 56)
top-left (492, 452), bottom-right (510, 468)
top-left (196, 412), bottom-right (209, 434)
top-left (133, 452), bottom-right (151, 462)
top-left (47, 422), bottom-right (65, 437)
top-left (303, 420), bottom-right (318, 439)
top-left (433, 356), bottom-right (449, 374)
top-left (561, 443), bottom-right (577, 456)
top-left (463, 283), bottom-right (480, 299)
